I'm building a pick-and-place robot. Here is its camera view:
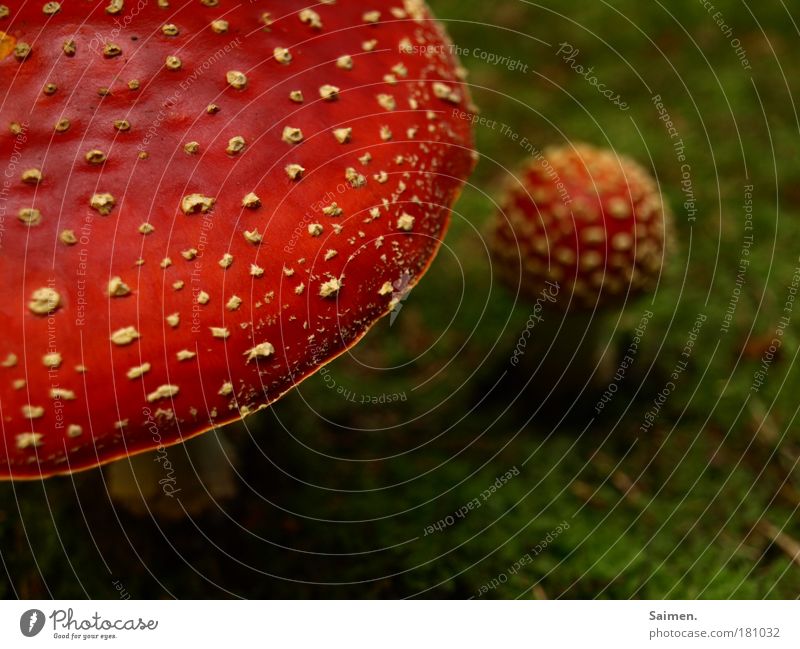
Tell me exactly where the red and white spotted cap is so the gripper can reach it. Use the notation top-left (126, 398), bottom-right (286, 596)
top-left (0, 0), bottom-right (476, 478)
top-left (490, 143), bottom-right (670, 309)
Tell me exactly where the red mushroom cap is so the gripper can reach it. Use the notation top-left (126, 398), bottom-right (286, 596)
top-left (490, 143), bottom-right (670, 309)
top-left (0, 0), bottom-right (476, 478)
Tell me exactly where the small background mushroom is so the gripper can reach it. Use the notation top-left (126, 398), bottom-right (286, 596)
top-left (489, 143), bottom-right (673, 398)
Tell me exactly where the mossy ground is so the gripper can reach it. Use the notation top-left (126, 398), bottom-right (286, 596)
top-left (2, 1), bottom-right (799, 599)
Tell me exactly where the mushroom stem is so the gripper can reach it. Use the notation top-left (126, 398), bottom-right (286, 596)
top-left (106, 427), bottom-right (239, 519)
top-left (518, 308), bottom-right (617, 398)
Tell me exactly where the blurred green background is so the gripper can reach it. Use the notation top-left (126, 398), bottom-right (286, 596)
top-left (3, 0), bottom-right (800, 599)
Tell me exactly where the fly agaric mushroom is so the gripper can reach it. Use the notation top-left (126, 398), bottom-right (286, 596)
top-left (0, 0), bottom-right (476, 482)
top-left (490, 143), bottom-right (670, 389)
